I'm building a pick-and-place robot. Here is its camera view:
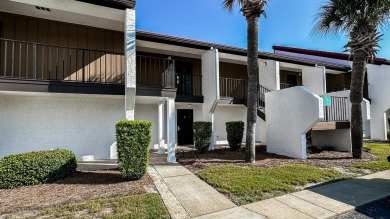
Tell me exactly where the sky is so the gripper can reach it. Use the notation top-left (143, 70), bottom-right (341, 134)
top-left (136, 0), bottom-right (390, 59)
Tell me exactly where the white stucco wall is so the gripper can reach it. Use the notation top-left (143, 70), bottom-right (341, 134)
top-left (0, 92), bottom-right (124, 159)
top-left (386, 110), bottom-right (390, 136)
top-left (259, 60), bottom-right (280, 90)
top-left (214, 105), bottom-right (263, 144)
top-left (302, 66), bottom-right (326, 95)
top-left (312, 130), bottom-right (352, 152)
top-left (367, 64), bottom-right (390, 140)
top-left (134, 104), bottom-right (159, 149)
top-left (265, 87), bottom-right (323, 159)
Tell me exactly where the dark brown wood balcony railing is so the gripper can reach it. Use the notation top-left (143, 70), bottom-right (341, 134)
top-left (136, 55), bottom-right (175, 88)
top-left (0, 38), bottom-right (175, 88)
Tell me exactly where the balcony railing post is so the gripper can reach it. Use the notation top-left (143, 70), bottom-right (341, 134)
top-left (33, 42), bottom-right (37, 79)
top-left (82, 49), bottom-right (85, 83)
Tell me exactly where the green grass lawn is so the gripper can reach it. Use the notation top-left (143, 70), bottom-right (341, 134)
top-left (198, 164), bottom-right (342, 205)
top-left (35, 193), bottom-right (169, 219)
top-left (355, 143), bottom-right (390, 172)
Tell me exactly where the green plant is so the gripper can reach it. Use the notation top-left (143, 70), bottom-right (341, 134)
top-left (387, 130), bottom-right (390, 144)
top-left (193, 121), bottom-right (212, 153)
top-left (0, 149), bottom-right (77, 189)
top-left (226, 121), bottom-right (245, 151)
top-left (116, 120), bottom-right (152, 180)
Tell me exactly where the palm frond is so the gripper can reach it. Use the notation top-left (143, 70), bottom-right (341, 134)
top-left (222, 0), bottom-right (243, 12)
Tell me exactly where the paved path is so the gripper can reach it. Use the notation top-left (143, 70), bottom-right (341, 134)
top-left (148, 154), bottom-right (390, 219)
top-left (148, 152), bottom-right (236, 219)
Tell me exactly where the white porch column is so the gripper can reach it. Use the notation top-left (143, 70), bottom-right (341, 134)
top-left (166, 98), bottom-right (176, 162)
top-left (258, 60), bottom-right (280, 91)
top-left (158, 100), bottom-right (165, 154)
top-left (125, 8), bottom-right (136, 120)
top-left (201, 48), bottom-right (219, 150)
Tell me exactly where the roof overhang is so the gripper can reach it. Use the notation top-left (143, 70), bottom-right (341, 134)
top-left (136, 30), bottom-right (351, 72)
top-left (77, 0), bottom-right (135, 10)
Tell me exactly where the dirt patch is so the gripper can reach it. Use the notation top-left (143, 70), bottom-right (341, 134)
top-left (177, 145), bottom-right (377, 173)
top-left (0, 169), bottom-right (156, 215)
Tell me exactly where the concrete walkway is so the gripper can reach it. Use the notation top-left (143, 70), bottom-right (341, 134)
top-left (148, 153), bottom-right (390, 219)
top-left (148, 152), bottom-right (236, 219)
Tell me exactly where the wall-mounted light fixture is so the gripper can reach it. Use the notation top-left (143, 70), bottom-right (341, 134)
top-left (188, 104), bottom-right (191, 108)
top-left (263, 62), bottom-right (267, 66)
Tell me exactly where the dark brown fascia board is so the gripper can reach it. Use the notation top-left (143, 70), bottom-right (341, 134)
top-left (76, 0), bottom-right (135, 10)
top-left (136, 31), bottom-right (351, 72)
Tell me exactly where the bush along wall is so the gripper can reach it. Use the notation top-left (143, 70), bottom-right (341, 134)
top-left (226, 121), bottom-right (245, 151)
top-left (387, 130), bottom-right (390, 144)
top-left (116, 120), bottom-right (152, 180)
top-left (0, 149), bottom-right (77, 189)
top-left (193, 121), bottom-right (212, 153)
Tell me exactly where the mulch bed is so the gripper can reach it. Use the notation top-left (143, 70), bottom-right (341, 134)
top-left (0, 169), bottom-right (155, 215)
top-left (177, 145), bottom-right (377, 173)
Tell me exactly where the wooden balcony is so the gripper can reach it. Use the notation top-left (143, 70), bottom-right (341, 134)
top-left (0, 38), bottom-right (176, 97)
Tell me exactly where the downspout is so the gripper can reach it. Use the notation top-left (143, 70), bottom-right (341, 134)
top-left (209, 48), bottom-right (219, 151)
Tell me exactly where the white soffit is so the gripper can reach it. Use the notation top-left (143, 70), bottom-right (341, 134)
top-left (137, 40), bottom-right (205, 59)
top-left (219, 52), bottom-right (247, 65)
top-left (2, 0), bottom-right (125, 31)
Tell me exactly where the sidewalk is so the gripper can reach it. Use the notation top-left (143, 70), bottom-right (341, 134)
top-left (148, 153), bottom-right (390, 219)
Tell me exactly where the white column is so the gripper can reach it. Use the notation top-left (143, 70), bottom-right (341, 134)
top-left (209, 113), bottom-right (215, 150)
top-left (201, 48), bottom-right (219, 151)
top-left (166, 98), bottom-right (176, 162)
top-left (125, 8), bottom-right (136, 120)
top-left (158, 100), bottom-right (165, 154)
top-left (258, 60), bottom-right (280, 91)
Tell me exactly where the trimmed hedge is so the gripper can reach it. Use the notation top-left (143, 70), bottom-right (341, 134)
top-left (193, 121), bottom-right (212, 153)
top-left (387, 130), bottom-right (390, 144)
top-left (116, 120), bottom-right (152, 180)
top-left (226, 121), bottom-right (245, 151)
top-left (0, 149), bottom-right (77, 189)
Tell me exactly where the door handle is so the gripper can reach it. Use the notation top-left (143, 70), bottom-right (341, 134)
top-left (177, 126), bottom-right (181, 131)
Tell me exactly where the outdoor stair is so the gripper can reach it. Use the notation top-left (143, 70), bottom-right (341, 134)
top-left (243, 84), bottom-right (270, 121)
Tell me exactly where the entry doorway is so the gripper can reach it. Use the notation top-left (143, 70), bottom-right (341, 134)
top-left (177, 109), bottom-right (194, 145)
top-left (176, 61), bottom-right (193, 96)
top-left (286, 74), bottom-right (298, 86)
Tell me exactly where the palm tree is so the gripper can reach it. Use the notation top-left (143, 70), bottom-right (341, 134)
top-left (223, 0), bottom-right (268, 163)
top-left (314, 0), bottom-right (390, 158)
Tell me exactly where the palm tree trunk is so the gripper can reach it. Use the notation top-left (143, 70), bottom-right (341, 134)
top-left (350, 50), bottom-right (367, 159)
top-left (245, 15), bottom-right (259, 164)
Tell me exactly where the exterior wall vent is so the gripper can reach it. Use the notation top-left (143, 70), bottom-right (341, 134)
top-left (35, 6), bottom-right (51, 12)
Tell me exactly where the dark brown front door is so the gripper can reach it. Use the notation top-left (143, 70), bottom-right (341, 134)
top-left (176, 61), bottom-right (193, 96)
top-left (177, 109), bottom-right (194, 145)
top-left (287, 74), bottom-right (298, 86)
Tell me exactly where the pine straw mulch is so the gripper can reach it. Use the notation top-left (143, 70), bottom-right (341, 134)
top-left (177, 145), bottom-right (377, 174)
top-left (0, 169), bottom-right (156, 215)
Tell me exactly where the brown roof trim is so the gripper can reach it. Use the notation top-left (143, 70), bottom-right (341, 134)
top-left (76, 0), bottom-right (135, 10)
top-left (136, 30), bottom-right (351, 71)
top-left (273, 45), bottom-right (389, 65)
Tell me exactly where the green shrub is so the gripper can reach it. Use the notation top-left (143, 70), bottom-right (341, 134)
top-left (226, 121), bottom-right (245, 151)
top-left (116, 120), bottom-right (152, 180)
top-left (387, 130), bottom-right (390, 144)
top-left (193, 121), bottom-right (212, 153)
top-left (0, 149), bottom-right (77, 189)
